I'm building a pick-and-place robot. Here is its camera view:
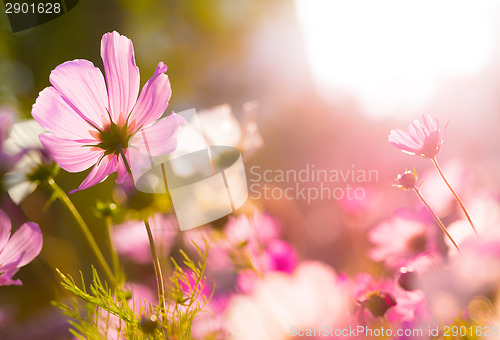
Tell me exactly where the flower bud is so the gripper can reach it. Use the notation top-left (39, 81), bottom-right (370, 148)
top-left (140, 315), bottom-right (158, 334)
top-left (398, 267), bottom-right (421, 291)
top-left (395, 169), bottom-right (417, 190)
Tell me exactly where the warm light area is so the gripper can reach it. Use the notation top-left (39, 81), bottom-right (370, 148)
top-left (295, 0), bottom-right (499, 119)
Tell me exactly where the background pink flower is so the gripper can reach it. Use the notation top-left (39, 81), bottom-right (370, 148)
top-left (32, 31), bottom-right (184, 192)
top-left (112, 214), bottom-right (178, 264)
top-left (0, 209), bottom-right (43, 286)
top-left (368, 208), bottom-right (439, 270)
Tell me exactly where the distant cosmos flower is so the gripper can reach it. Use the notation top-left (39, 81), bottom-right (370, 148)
top-left (389, 114), bottom-right (447, 159)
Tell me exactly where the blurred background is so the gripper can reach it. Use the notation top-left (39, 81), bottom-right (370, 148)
top-left (2, 0), bottom-right (500, 338)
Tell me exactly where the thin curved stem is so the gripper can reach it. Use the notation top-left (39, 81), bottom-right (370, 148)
top-left (117, 145), bottom-right (166, 312)
top-left (143, 216), bottom-right (166, 313)
top-left (413, 187), bottom-right (463, 255)
top-left (432, 157), bottom-right (478, 236)
top-left (47, 178), bottom-right (118, 286)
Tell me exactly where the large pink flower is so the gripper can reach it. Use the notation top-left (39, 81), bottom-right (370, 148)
top-left (0, 209), bottom-right (43, 286)
top-left (32, 31), bottom-right (185, 192)
top-left (388, 114), bottom-right (447, 159)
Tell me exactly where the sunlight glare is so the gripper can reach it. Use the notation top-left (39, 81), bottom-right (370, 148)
top-left (295, 0), bottom-right (499, 119)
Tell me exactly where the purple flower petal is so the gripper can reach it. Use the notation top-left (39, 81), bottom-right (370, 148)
top-left (32, 87), bottom-right (97, 140)
top-left (129, 62), bottom-right (172, 129)
top-left (0, 210), bottom-right (12, 251)
top-left (70, 155), bottom-right (117, 193)
top-left (101, 31), bottom-right (140, 122)
top-left (129, 114), bottom-right (185, 157)
top-left (49, 59), bottom-right (109, 128)
top-left (0, 222), bottom-right (42, 268)
top-left (39, 134), bottom-right (102, 173)
top-left (0, 112), bottom-right (13, 146)
top-left (0, 276), bottom-right (22, 286)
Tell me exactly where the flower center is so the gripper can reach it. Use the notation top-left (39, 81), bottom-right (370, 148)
top-left (89, 114), bottom-right (136, 157)
top-left (406, 232), bottom-right (427, 253)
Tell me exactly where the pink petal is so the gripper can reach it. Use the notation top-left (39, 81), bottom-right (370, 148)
top-left (129, 114), bottom-right (185, 157)
top-left (70, 155), bottom-right (117, 193)
top-left (0, 112), bottom-right (13, 145)
top-left (39, 134), bottom-right (102, 173)
top-left (49, 59), bottom-right (109, 128)
top-left (129, 62), bottom-right (172, 129)
top-left (101, 31), bottom-right (140, 122)
top-left (408, 120), bottom-right (426, 142)
top-left (0, 277), bottom-right (22, 286)
top-left (421, 113), bottom-right (438, 134)
top-left (388, 129), bottom-right (420, 153)
top-left (32, 87), bottom-right (97, 140)
top-left (0, 222), bottom-right (42, 268)
top-left (0, 260), bottom-right (23, 286)
top-left (0, 209), bottom-right (12, 251)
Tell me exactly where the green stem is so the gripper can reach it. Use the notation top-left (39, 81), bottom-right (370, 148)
top-left (413, 187), bottom-right (463, 255)
top-left (47, 178), bottom-right (118, 286)
top-left (432, 157), bottom-right (478, 236)
top-left (117, 145), bottom-right (134, 182)
top-left (144, 216), bottom-right (166, 313)
top-left (117, 145), bottom-right (166, 312)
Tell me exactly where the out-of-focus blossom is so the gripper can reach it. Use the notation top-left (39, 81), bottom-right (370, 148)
top-left (112, 214), bottom-right (178, 264)
top-left (446, 195), bottom-right (500, 255)
top-left (357, 290), bottom-right (396, 318)
top-left (226, 262), bottom-right (349, 340)
top-left (0, 209), bottom-right (43, 286)
top-left (420, 202), bottom-right (500, 323)
top-left (352, 274), bottom-right (429, 328)
top-left (420, 250), bottom-right (499, 323)
top-left (389, 114), bottom-right (447, 159)
top-left (3, 119), bottom-right (54, 204)
top-left (0, 111), bottom-right (25, 191)
top-left (183, 212), bottom-right (288, 276)
top-left (419, 160), bottom-right (469, 217)
top-left (32, 31), bottom-right (185, 192)
top-left (236, 239), bottom-right (298, 294)
top-left (196, 103), bottom-right (263, 157)
top-left (224, 212), bottom-right (280, 250)
top-left (368, 209), bottom-right (438, 270)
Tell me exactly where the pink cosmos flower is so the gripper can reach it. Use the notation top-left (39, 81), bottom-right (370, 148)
top-left (388, 113), bottom-right (447, 158)
top-left (226, 262), bottom-right (349, 340)
top-left (0, 209), bottom-right (43, 286)
top-left (32, 31), bottom-right (185, 192)
top-left (352, 274), bottom-right (430, 328)
top-left (368, 208), bottom-right (439, 270)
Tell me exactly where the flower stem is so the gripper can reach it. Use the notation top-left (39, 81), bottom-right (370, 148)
top-left (413, 187), bottom-right (463, 255)
top-left (432, 157), bottom-right (478, 236)
top-left (117, 145), bottom-right (134, 182)
top-left (47, 178), bottom-right (118, 286)
top-left (143, 216), bottom-right (166, 313)
top-left (116, 145), bottom-right (166, 312)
